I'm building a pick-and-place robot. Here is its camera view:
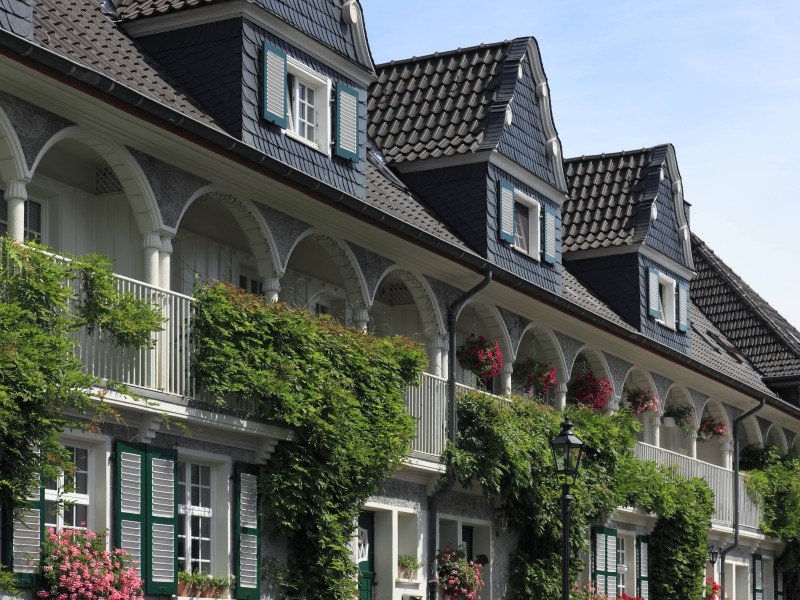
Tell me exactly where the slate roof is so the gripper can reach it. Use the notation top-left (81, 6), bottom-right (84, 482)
top-left (34, 0), bottom-right (222, 130)
top-left (691, 234), bottom-right (800, 378)
top-left (368, 41), bottom-right (511, 164)
top-left (364, 147), bottom-right (475, 255)
top-left (562, 148), bottom-right (652, 252)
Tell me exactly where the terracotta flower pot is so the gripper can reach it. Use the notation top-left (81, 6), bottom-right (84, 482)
top-left (177, 581), bottom-right (195, 597)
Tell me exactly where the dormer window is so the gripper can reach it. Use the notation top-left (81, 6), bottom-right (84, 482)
top-left (512, 191), bottom-right (541, 259)
top-left (648, 267), bottom-right (689, 332)
top-left (262, 43), bottom-right (360, 162)
top-left (497, 180), bottom-right (556, 264)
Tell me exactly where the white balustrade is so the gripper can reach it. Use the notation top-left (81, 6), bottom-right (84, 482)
top-left (635, 442), bottom-right (762, 530)
top-left (404, 373), bottom-right (448, 459)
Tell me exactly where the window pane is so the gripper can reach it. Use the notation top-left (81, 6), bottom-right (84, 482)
top-left (514, 203), bottom-right (529, 252)
top-left (74, 448), bottom-right (88, 472)
top-left (306, 87), bottom-right (315, 104)
top-left (44, 500), bottom-right (58, 528)
top-left (74, 473), bottom-right (88, 495)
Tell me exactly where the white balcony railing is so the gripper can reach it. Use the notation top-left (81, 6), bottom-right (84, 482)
top-left (404, 373), bottom-right (448, 460)
top-left (635, 442), bottom-right (762, 530)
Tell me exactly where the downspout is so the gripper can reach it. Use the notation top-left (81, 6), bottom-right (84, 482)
top-left (427, 269), bottom-right (493, 600)
top-left (719, 397), bottom-right (765, 594)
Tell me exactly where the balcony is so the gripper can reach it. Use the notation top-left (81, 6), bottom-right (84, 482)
top-left (78, 272), bottom-right (763, 533)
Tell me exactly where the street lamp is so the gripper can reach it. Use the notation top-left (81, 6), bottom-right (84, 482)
top-left (551, 419), bottom-right (585, 600)
top-left (708, 545), bottom-right (719, 565)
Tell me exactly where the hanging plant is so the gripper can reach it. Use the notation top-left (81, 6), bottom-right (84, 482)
top-left (512, 357), bottom-right (557, 396)
top-left (569, 373), bottom-right (613, 410)
top-left (456, 334), bottom-right (503, 379)
top-left (623, 387), bottom-right (660, 415)
top-left (662, 403), bottom-right (696, 435)
top-left (697, 415), bottom-right (729, 441)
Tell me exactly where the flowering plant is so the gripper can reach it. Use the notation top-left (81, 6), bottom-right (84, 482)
top-left (512, 358), bottom-right (557, 396)
top-left (456, 334), bottom-right (503, 379)
top-left (698, 416), bottom-right (729, 441)
top-left (570, 373), bottom-right (613, 409)
top-left (37, 527), bottom-right (143, 600)
top-left (570, 583), bottom-right (610, 599)
top-left (435, 547), bottom-right (484, 600)
top-left (624, 387), bottom-right (660, 415)
top-left (703, 576), bottom-right (723, 600)
top-left (617, 594), bottom-right (644, 600)
top-left (663, 403), bottom-right (696, 434)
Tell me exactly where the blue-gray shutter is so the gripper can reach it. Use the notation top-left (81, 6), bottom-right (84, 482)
top-left (262, 42), bottom-right (287, 127)
top-left (543, 205), bottom-right (558, 264)
top-left (677, 281), bottom-right (689, 332)
top-left (753, 553), bottom-right (763, 600)
top-left (497, 181), bottom-right (515, 243)
top-left (647, 267), bottom-right (662, 320)
top-left (636, 535), bottom-right (649, 600)
top-left (335, 83), bottom-right (360, 161)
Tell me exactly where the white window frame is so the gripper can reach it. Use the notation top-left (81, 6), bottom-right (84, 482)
top-left (512, 190), bottom-right (541, 260)
top-left (176, 450), bottom-right (231, 577)
top-left (285, 57), bottom-right (331, 156)
top-left (616, 533), bottom-right (635, 597)
top-left (656, 273), bottom-right (677, 329)
top-left (43, 444), bottom-right (91, 531)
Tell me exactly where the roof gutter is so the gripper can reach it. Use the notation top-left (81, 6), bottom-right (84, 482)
top-left (0, 30), bottom-right (793, 413)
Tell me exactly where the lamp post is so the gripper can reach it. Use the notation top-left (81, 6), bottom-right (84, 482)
top-left (551, 419), bottom-right (585, 600)
top-left (708, 545), bottom-right (719, 566)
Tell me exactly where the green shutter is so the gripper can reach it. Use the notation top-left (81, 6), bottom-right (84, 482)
top-left (677, 281), bottom-right (689, 332)
top-left (753, 553), bottom-right (763, 600)
top-left (497, 180), bottom-right (515, 244)
top-left (11, 481), bottom-right (44, 588)
top-left (262, 42), bottom-right (287, 127)
top-left (636, 535), bottom-right (649, 600)
top-left (647, 267), bottom-right (662, 320)
top-left (145, 446), bottom-right (178, 596)
top-left (543, 205), bottom-right (558, 264)
top-left (335, 83), bottom-right (360, 161)
top-left (592, 526), bottom-right (617, 596)
top-left (235, 463), bottom-right (261, 600)
top-left (115, 441), bottom-right (146, 580)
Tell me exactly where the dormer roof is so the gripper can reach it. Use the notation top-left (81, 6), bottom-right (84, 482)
top-left (692, 234), bottom-right (800, 379)
top-left (563, 144), bottom-right (693, 270)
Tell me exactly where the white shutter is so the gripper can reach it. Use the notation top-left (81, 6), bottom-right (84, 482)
top-left (648, 267), bottom-right (662, 320)
top-left (336, 84), bottom-right (359, 160)
top-left (637, 535), bottom-right (649, 600)
top-left (236, 464), bottom-right (261, 600)
top-left (12, 507), bottom-right (41, 574)
top-left (262, 43), bottom-right (287, 127)
top-left (543, 206), bottom-right (557, 264)
top-left (117, 447), bottom-right (144, 577)
top-left (240, 473), bottom-right (258, 529)
top-left (594, 528), bottom-right (606, 593)
top-left (149, 455), bottom-right (176, 584)
top-left (677, 282), bottom-right (689, 332)
top-left (497, 181), bottom-right (515, 243)
top-left (606, 532), bottom-right (617, 595)
top-left (120, 452), bottom-right (142, 514)
top-left (151, 522), bottom-right (175, 582)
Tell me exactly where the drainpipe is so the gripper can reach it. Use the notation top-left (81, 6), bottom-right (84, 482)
top-left (719, 398), bottom-right (765, 594)
top-left (427, 269), bottom-right (493, 600)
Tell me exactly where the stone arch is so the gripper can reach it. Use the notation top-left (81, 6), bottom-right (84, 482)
top-left (31, 127), bottom-right (160, 234)
top-left (371, 266), bottom-right (445, 338)
top-left (285, 230), bottom-right (369, 309)
top-left (568, 346), bottom-right (612, 384)
top-left (621, 367), bottom-right (657, 400)
top-left (0, 103), bottom-right (27, 183)
top-left (458, 299), bottom-right (513, 364)
top-left (177, 188), bottom-right (282, 282)
top-left (664, 385), bottom-right (696, 424)
top-left (792, 435), bottom-right (800, 458)
top-left (738, 416), bottom-right (763, 449)
top-left (514, 323), bottom-right (567, 379)
top-left (765, 423), bottom-right (788, 457)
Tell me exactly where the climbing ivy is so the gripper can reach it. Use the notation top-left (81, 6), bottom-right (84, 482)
top-left (448, 391), bottom-right (714, 599)
top-left (190, 283), bottom-right (425, 600)
top-left (0, 238), bottom-right (162, 511)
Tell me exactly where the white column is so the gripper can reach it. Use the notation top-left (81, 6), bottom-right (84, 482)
top-left (353, 307), bottom-right (369, 333)
top-left (264, 276), bottom-right (281, 303)
top-left (158, 235), bottom-right (173, 290)
top-left (440, 338), bottom-right (450, 381)
top-left (5, 180), bottom-right (27, 242)
top-left (142, 233), bottom-right (161, 287)
top-left (555, 382), bottom-right (567, 410)
top-left (608, 394), bottom-right (621, 413)
top-left (687, 430), bottom-right (697, 459)
top-left (722, 439), bottom-right (734, 470)
top-left (651, 414), bottom-right (661, 448)
top-left (499, 362), bottom-right (512, 396)
top-left (426, 335), bottom-right (446, 378)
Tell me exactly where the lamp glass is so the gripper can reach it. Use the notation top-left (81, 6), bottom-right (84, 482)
top-left (550, 420), bottom-right (585, 485)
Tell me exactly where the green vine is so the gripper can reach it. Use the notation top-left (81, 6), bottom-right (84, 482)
top-left (190, 283), bottom-right (425, 600)
top-left (0, 238), bottom-right (163, 512)
top-left (448, 391), bottom-right (713, 599)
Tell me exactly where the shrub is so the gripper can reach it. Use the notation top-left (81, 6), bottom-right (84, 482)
top-left (435, 547), bottom-right (484, 600)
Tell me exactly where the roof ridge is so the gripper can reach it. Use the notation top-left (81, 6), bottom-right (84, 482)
top-left (564, 147), bottom-right (654, 163)
top-left (375, 39), bottom-right (512, 69)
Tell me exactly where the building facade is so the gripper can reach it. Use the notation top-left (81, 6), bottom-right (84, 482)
top-left (0, 1), bottom-right (798, 599)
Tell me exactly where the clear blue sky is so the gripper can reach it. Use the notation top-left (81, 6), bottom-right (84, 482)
top-left (361, 1), bottom-right (800, 331)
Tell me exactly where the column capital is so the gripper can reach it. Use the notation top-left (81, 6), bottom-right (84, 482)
top-left (160, 235), bottom-right (173, 254)
top-left (142, 233), bottom-right (162, 249)
top-left (5, 179), bottom-right (27, 201)
top-left (352, 307), bottom-right (370, 324)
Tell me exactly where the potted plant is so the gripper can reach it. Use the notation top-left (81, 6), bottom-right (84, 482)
top-left (397, 554), bottom-right (422, 579)
top-left (456, 334), bottom-right (503, 379)
top-left (623, 387), bottom-right (660, 415)
top-left (703, 576), bottom-right (723, 600)
top-left (211, 574), bottom-right (234, 598)
top-left (698, 415), bottom-right (729, 441)
top-left (193, 572), bottom-right (215, 598)
top-left (435, 547), bottom-right (484, 600)
top-left (178, 571), bottom-right (195, 597)
top-left (569, 373), bottom-right (613, 409)
top-left (512, 357), bottom-right (558, 396)
top-left (570, 583), bottom-right (611, 599)
top-left (662, 403), bottom-right (695, 434)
